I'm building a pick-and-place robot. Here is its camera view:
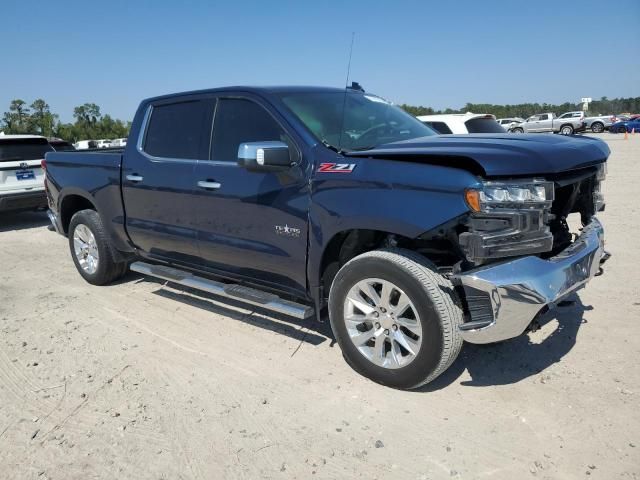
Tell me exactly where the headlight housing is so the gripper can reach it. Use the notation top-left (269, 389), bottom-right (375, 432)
top-left (594, 163), bottom-right (606, 212)
top-left (465, 179), bottom-right (554, 212)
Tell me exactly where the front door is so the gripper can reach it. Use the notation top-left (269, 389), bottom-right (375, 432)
top-left (537, 114), bottom-right (553, 132)
top-left (192, 96), bottom-right (310, 295)
top-left (122, 96), bottom-right (214, 264)
top-left (523, 116), bottom-right (539, 133)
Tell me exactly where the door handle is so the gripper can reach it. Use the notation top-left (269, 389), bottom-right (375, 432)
top-left (126, 174), bottom-right (144, 182)
top-left (197, 180), bottom-right (222, 190)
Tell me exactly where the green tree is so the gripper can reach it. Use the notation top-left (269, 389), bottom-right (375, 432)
top-left (30, 99), bottom-right (58, 137)
top-left (2, 99), bottom-right (32, 133)
top-left (73, 103), bottom-right (102, 139)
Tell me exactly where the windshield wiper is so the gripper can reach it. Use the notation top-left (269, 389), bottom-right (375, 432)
top-left (320, 138), bottom-right (342, 154)
top-left (345, 144), bottom-right (378, 152)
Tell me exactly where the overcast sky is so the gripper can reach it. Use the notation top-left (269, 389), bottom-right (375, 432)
top-left (2, 0), bottom-right (639, 122)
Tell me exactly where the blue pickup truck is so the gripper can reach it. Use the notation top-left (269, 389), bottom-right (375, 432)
top-left (45, 85), bottom-right (610, 389)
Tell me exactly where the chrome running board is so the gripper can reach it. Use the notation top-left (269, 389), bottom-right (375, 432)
top-left (130, 261), bottom-right (314, 319)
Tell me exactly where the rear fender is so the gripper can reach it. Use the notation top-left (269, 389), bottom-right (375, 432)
top-left (58, 186), bottom-right (134, 256)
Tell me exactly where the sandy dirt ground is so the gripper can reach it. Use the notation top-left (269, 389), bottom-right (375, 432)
top-left (0, 134), bottom-right (638, 479)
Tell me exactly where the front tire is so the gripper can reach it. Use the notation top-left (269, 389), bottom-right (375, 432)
top-left (511, 127), bottom-right (524, 133)
top-left (618, 126), bottom-right (627, 133)
top-left (68, 209), bottom-right (128, 285)
top-left (328, 249), bottom-right (463, 389)
top-left (591, 122), bottom-right (604, 133)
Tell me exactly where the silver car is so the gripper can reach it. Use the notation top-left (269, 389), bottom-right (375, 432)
top-left (583, 114), bottom-right (615, 133)
top-left (510, 112), bottom-right (586, 135)
top-left (497, 118), bottom-right (524, 131)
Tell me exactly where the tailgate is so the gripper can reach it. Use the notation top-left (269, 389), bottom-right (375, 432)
top-left (0, 158), bottom-right (45, 193)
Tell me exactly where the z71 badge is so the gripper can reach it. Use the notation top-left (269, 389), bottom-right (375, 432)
top-left (317, 163), bottom-right (356, 173)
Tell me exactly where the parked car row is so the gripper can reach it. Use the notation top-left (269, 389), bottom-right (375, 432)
top-left (497, 112), bottom-right (635, 135)
top-left (416, 110), bottom-right (632, 136)
top-left (74, 137), bottom-right (127, 150)
top-left (504, 112), bottom-right (586, 135)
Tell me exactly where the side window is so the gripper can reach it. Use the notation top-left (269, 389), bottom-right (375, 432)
top-left (423, 121), bottom-right (453, 134)
top-left (211, 98), bottom-right (287, 161)
top-left (144, 100), bottom-right (212, 160)
top-left (540, 114), bottom-right (549, 121)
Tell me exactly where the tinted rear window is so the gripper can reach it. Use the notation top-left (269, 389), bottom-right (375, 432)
top-left (423, 121), bottom-right (453, 134)
top-left (464, 118), bottom-right (506, 133)
top-left (0, 138), bottom-right (53, 162)
top-left (144, 100), bottom-right (213, 160)
top-left (50, 141), bottom-right (75, 151)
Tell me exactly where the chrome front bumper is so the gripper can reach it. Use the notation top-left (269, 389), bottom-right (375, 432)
top-left (452, 217), bottom-right (607, 344)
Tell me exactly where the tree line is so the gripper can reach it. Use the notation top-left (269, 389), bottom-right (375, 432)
top-left (1, 99), bottom-right (131, 142)
top-left (400, 96), bottom-right (640, 119)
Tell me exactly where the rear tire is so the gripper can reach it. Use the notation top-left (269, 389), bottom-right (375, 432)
top-left (591, 122), bottom-right (604, 133)
top-left (328, 249), bottom-right (463, 390)
top-left (68, 209), bottom-right (128, 286)
top-left (560, 125), bottom-right (574, 135)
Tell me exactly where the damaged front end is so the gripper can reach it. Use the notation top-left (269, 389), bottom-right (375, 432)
top-left (452, 163), bottom-right (610, 344)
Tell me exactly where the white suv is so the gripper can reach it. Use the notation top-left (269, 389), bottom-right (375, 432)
top-left (416, 113), bottom-right (505, 134)
top-left (0, 134), bottom-right (53, 213)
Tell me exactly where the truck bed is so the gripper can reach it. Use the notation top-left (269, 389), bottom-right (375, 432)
top-left (45, 149), bottom-right (130, 252)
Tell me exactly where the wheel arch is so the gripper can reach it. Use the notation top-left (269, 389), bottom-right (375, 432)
top-left (59, 191), bottom-right (98, 234)
top-left (315, 221), bottom-right (465, 299)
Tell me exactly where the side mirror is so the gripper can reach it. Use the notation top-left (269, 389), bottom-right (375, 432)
top-left (237, 141), bottom-right (292, 172)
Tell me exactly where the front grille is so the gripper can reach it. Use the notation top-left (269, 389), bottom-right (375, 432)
top-left (459, 207), bottom-right (553, 265)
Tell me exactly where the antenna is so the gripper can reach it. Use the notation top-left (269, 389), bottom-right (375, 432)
top-left (345, 32), bottom-right (355, 88)
top-left (337, 32), bottom-right (355, 153)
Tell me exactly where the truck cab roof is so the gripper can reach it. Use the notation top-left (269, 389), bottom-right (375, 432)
top-left (142, 86), bottom-right (352, 105)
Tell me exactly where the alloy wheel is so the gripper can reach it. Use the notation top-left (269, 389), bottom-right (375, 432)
top-left (73, 224), bottom-right (99, 274)
top-left (343, 278), bottom-right (423, 369)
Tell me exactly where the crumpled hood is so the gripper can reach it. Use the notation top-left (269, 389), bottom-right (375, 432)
top-left (345, 134), bottom-right (610, 177)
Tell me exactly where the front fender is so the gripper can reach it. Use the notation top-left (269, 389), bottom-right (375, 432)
top-left (307, 158), bottom-right (478, 288)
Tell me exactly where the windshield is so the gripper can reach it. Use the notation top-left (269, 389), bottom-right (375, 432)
top-left (278, 91), bottom-right (437, 151)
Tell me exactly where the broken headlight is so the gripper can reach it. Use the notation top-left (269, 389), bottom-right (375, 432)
top-left (465, 179), bottom-right (554, 212)
top-left (594, 163), bottom-right (606, 212)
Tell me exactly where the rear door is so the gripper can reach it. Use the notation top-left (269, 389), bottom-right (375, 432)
top-left (192, 95), bottom-right (310, 294)
top-left (122, 96), bottom-right (214, 263)
top-left (0, 137), bottom-right (51, 194)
